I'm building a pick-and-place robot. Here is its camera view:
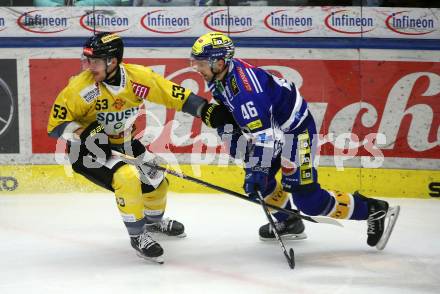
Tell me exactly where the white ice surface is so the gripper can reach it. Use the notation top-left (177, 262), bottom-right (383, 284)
top-left (0, 194), bottom-right (439, 294)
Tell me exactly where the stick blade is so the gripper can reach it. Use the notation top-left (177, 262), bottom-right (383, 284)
top-left (310, 216), bottom-right (344, 227)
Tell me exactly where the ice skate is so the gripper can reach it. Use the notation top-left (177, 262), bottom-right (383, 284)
top-left (375, 205), bottom-right (400, 250)
top-left (130, 231), bottom-right (164, 264)
top-left (146, 218), bottom-right (186, 238)
top-left (259, 215), bottom-right (307, 241)
top-left (354, 191), bottom-right (400, 250)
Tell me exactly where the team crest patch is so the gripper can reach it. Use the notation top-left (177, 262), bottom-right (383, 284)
top-left (229, 75), bottom-right (240, 96)
top-left (256, 133), bottom-right (274, 144)
top-left (113, 98), bottom-right (126, 110)
top-left (80, 84), bottom-right (100, 103)
top-left (131, 81), bottom-right (150, 99)
top-left (236, 67), bottom-right (252, 92)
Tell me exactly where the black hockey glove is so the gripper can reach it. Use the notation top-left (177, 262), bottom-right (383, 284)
top-left (113, 138), bottom-right (146, 158)
top-left (79, 120), bottom-right (112, 160)
top-left (130, 139), bottom-right (147, 157)
top-left (200, 103), bottom-right (237, 128)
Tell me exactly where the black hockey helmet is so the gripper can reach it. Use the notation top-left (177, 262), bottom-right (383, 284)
top-left (83, 32), bottom-right (124, 64)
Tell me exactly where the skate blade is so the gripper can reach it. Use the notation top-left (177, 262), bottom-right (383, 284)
top-left (376, 205), bottom-right (400, 251)
top-left (150, 232), bottom-right (187, 238)
top-left (135, 251), bottom-right (164, 264)
top-left (260, 232), bottom-right (307, 242)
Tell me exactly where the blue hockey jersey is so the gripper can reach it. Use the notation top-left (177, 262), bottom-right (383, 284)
top-left (208, 58), bottom-right (309, 165)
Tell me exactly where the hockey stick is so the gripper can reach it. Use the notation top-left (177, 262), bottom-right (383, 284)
top-left (257, 190), bottom-right (295, 269)
top-left (112, 151), bottom-right (342, 227)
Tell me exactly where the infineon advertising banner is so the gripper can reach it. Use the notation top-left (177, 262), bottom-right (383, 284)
top-left (0, 6), bottom-right (438, 39)
top-left (17, 51), bottom-right (439, 197)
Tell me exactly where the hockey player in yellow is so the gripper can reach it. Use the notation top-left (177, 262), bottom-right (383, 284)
top-left (47, 32), bottom-right (208, 263)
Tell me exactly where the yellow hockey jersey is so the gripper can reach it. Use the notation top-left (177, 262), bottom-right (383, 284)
top-left (47, 63), bottom-right (192, 145)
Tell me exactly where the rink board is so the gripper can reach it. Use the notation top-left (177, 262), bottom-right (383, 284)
top-left (0, 165), bottom-right (439, 199)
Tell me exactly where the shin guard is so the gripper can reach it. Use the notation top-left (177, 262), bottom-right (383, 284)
top-left (264, 182), bottom-right (290, 209)
top-left (142, 178), bottom-right (169, 222)
top-left (112, 164), bottom-right (145, 235)
top-left (325, 190), bottom-right (355, 219)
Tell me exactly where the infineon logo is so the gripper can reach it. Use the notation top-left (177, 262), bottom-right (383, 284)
top-left (141, 10), bottom-right (190, 34)
top-left (204, 9), bottom-right (253, 34)
top-left (17, 10), bottom-right (68, 34)
top-left (386, 11), bottom-right (436, 35)
top-left (264, 9), bottom-right (313, 34)
top-left (80, 10), bottom-right (129, 33)
top-left (324, 9), bottom-right (374, 34)
top-left (0, 17), bottom-right (5, 32)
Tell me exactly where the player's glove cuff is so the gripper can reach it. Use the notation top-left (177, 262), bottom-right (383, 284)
top-left (200, 103), bottom-right (237, 128)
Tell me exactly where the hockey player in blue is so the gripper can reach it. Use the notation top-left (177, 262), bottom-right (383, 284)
top-left (194, 32), bottom-right (400, 250)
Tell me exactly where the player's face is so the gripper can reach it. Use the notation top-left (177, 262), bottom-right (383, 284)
top-left (191, 58), bottom-right (213, 81)
top-left (191, 59), bottom-right (227, 81)
top-left (83, 57), bottom-right (113, 82)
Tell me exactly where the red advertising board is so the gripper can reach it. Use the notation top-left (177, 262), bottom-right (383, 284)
top-left (30, 58), bottom-right (440, 159)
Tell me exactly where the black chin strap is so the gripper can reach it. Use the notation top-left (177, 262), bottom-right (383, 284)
top-left (209, 70), bottom-right (217, 84)
top-left (104, 62), bottom-right (121, 86)
top-left (209, 59), bottom-right (228, 84)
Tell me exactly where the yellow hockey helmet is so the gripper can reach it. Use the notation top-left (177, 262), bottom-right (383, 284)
top-left (191, 32), bottom-right (235, 63)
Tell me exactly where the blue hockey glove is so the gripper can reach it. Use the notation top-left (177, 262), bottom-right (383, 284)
top-left (244, 166), bottom-right (270, 199)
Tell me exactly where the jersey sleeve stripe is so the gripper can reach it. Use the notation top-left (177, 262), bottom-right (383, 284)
top-left (245, 68), bottom-right (263, 93)
top-left (280, 87), bottom-right (309, 131)
top-left (250, 69), bottom-right (263, 93)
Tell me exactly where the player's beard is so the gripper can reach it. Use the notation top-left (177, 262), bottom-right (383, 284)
top-left (210, 64), bottom-right (227, 84)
